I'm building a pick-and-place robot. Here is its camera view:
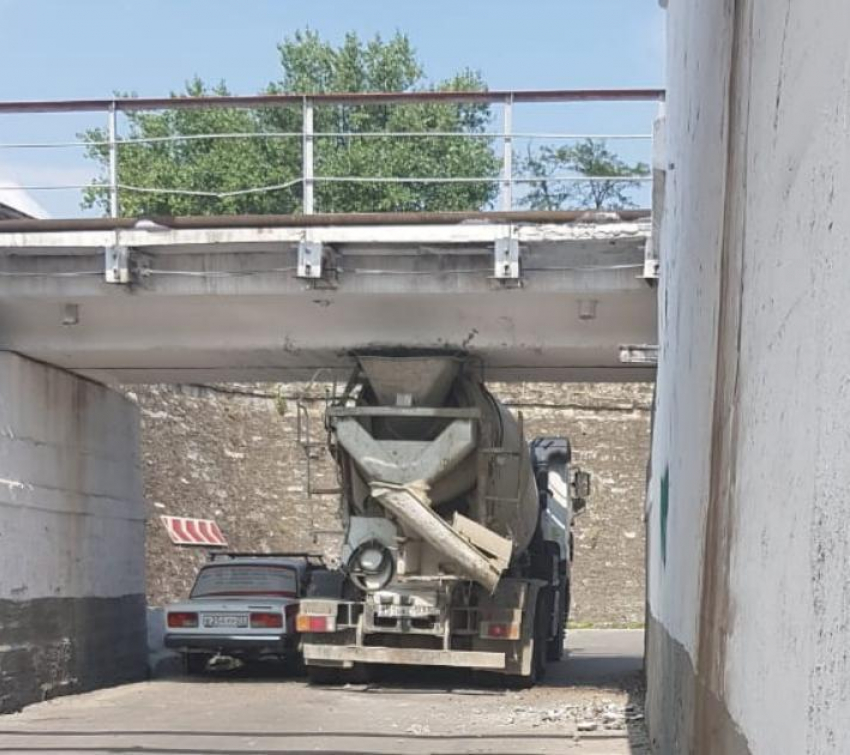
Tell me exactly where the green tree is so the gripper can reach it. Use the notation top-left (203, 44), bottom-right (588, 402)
top-left (81, 31), bottom-right (499, 216)
top-left (520, 139), bottom-right (649, 211)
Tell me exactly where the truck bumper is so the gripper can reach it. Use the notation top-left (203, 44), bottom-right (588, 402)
top-left (302, 644), bottom-right (505, 669)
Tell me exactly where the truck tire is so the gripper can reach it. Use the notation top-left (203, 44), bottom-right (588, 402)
top-left (307, 663), bottom-right (371, 685)
top-left (306, 665), bottom-right (345, 685)
top-left (546, 562), bottom-right (569, 661)
top-left (533, 590), bottom-right (549, 682)
top-left (505, 590), bottom-right (548, 689)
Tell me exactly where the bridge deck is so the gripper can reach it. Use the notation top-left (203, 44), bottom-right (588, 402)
top-left (0, 213), bottom-right (656, 384)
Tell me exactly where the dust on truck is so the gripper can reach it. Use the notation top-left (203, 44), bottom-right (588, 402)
top-left (298, 352), bottom-right (589, 685)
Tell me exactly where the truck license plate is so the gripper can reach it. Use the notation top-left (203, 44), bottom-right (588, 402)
top-left (202, 613), bottom-right (249, 628)
top-left (374, 604), bottom-right (434, 619)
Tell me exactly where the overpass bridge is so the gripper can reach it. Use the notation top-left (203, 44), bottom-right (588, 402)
top-left (0, 88), bottom-right (660, 713)
top-left (0, 87), bottom-right (661, 384)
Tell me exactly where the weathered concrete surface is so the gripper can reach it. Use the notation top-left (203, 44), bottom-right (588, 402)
top-left (0, 596), bottom-right (147, 714)
top-left (0, 353), bottom-right (147, 713)
top-left (648, 0), bottom-right (850, 752)
top-left (135, 382), bottom-right (651, 626)
top-left (0, 630), bottom-right (648, 754)
top-left (0, 221), bottom-right (656, 383)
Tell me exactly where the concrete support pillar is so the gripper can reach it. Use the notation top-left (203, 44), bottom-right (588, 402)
top-left (0, 353), bottom-right (146, 712)
top-left (649, 1), bottom-right (850, 753)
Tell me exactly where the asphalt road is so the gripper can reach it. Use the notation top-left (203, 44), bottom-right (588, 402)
top-left (0, 630), bottom-right (648, 755)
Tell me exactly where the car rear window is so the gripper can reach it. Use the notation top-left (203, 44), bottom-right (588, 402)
top-left (190, 564), bottom-right (297, 598)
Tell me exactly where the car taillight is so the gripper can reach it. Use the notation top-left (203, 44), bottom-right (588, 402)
top-left (296, 614), bottom-right (334, 633)
top-left (167, 611), bottom-right (198, 628)
top-left (250, 612), bottom-right (283, 629)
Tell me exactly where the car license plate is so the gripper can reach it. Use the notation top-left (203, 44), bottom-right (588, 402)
top-left (374, 604), bottom-right (434, 619)
top-left (202, 613), bottom-right (249, 629)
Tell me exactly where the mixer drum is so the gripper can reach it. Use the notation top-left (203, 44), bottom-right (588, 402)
top-left (343, 353), bottom-right (540, 561)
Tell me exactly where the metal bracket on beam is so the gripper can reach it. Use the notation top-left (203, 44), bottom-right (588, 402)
top-left (619, 344), bottom-right (659, 365)
top-left (494, 237), bottom-right (520, 280)
top-left (104, 244), bottom-right (131, 283)
top-left (104, 245), bottom-right (150, 284)
top-left (642, 256), bottom-right (660, 280)
top-left (297, 240), bottom-right (330, 280)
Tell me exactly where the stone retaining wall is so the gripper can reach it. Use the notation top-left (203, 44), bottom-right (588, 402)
top-left (134, 382), bottom-right (651, 625)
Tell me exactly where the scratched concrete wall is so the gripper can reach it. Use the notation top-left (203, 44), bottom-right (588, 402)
top-left (645, 0), bottom-right (733, 750)
top-left (648, 1), bottom-right (850, 753)
top-left (0, 353), bottom-right (147, 713)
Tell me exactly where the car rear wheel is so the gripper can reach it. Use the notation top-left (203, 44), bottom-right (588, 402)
top-left (184, 652), bottom-right (211, 675)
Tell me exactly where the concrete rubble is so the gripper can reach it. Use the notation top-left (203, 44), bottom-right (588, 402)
top-left (496, 699), bottom-right (645, 732)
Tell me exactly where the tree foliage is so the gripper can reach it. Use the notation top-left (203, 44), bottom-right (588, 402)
top-left (81, 31), bottom-right (499, 216)
top-left (520, 139), bottom-right (649, 211)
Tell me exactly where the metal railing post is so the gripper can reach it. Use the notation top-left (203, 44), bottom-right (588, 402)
top-left (107, 102), bottom-right (119, 218)
top-left (500, 95), bottom-right (514, 211)
top-left (302, 97), bottom-right (314, 214)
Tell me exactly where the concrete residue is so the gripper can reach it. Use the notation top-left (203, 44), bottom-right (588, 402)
top-left (499, 700), bottom-right (644, 731)
top-left (694, 0), bottom-right (753, 752)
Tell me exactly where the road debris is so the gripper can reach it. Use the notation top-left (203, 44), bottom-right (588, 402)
top-left (497, 699), bottom-right (643, 732)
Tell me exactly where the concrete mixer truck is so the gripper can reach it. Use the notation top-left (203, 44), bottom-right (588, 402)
top-left (297, 351), bottom-right (590, 685)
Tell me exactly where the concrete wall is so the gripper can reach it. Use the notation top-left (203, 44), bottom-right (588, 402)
top-left (0, 353), bottom-right (147, 713)
top-left (648, 1), bottom-right (850, 753)
top-left (135, 381), bottom-right (651, 626)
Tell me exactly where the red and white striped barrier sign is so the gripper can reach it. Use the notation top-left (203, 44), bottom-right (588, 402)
top-left (160, 515), bottom-right (228, 547)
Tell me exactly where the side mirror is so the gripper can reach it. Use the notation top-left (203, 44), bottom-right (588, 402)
top-left (571, 469), bottom-right (591, 515)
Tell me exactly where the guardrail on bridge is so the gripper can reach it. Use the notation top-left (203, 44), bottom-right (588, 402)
top-left (0, 88), bottom-right (664, 218)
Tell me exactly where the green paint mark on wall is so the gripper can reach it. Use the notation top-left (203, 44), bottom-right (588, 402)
top-left (660, 466), bottom-right (670, 566)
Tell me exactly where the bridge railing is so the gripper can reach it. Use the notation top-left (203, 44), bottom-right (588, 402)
top-left (0, 89), bottom-right (663, 219)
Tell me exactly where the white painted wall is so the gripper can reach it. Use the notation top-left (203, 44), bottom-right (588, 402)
top-left (651, 0), bottom-right (850, 752)
top-left (0, 352), bottom-right (146, 601)
top-left (647, 0), bottom-right (734, 662)
top-left (720, 3), bottom-right (850, 752)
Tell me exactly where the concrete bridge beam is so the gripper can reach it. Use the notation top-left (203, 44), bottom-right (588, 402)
top-left (0, 219), bottom-right (656, 384)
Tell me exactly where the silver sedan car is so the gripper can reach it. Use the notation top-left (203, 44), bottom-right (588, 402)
top-left (164, 553), bottom-right (324, 673)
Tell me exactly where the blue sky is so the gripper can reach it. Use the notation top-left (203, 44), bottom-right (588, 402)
top-left (0, 0), bottom-right (665, 217)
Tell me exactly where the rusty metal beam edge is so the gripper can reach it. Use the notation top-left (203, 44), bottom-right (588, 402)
top-left (0, 209), bottom-right (652, 233)
top-left (0, 89), bottom-right (666, 114)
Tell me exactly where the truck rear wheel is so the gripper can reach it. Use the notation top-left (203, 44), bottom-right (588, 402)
top-left (533, 590), bottom-right (548, 682)
top-left (546, 563), bottom-right (569, 661)
top-left (307, 663), bottom-right (371, 685)
top-left (306, 665), bottom-right (345, 685)
top-left (505, 590), bottom-right (548, 689)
